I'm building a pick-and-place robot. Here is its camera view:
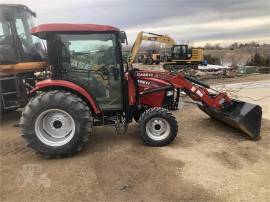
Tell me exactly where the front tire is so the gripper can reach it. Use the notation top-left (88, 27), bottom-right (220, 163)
top-left (138, 108), bottom-right (178, 146)
top-left (19, 90), bottom-right (92, 158)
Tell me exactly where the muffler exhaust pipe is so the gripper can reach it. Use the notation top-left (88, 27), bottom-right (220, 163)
top-left (198, 100), bottom-right (262, 139)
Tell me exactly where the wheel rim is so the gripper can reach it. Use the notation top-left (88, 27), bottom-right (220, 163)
top-left (35, 109), bottom-right (75, 147)
top-left (146, 117), bottom-right (171, 141)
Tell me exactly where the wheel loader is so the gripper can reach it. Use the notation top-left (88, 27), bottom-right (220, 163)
top-left (0, 4), bottom-right (46, 111)
top-left (142, 50), bottom-right (161, 65)
top-left (20, 23), bottom-right (262, 158)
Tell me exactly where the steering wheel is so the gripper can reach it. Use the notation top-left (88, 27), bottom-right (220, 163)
top-left (98, 64), bottom-right (110, 75)
top-left (90, 64), bottom-right (110, 80)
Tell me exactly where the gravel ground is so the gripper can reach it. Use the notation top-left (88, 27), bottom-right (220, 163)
top-left (0, 74), bottom-right (269, 202)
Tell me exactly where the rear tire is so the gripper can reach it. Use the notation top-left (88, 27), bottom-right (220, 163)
top-left (138, 107), bottom-right (178, 146)
top-left (19, 90), bottom-right (92, 158)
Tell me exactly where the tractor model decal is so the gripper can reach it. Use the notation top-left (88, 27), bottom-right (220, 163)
top-left (138, 80), bottom-right (151, 85)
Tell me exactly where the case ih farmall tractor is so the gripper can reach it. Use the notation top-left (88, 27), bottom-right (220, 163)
top-left (20, 24), bottom-right (262, 158)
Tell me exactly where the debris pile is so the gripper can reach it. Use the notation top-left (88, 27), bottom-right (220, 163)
top-left (195, 64), bottom-right (237, 79)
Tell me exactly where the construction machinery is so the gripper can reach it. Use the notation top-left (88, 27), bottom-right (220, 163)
top-left (19, 23), bottom-right (262, 158)
top-left (163, 45), bottom-right (204, 72)
top-left (129, 31), bottom-right (175, 66)
top-left (137, 50), bottom-right (161, 65)
top-left (0, 4), bottom-right (46, 111)
top-left (129, 31), bottom-right (204, 71)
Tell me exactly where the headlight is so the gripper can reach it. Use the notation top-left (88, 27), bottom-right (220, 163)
top-left (166, 90), bottom-right (174, 96)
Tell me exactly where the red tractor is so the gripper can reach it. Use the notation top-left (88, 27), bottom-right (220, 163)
top-left (20, 24), bottom-right (262, 158)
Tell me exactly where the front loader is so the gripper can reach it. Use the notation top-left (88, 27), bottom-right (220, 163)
top-left (19, 23), bottom-right (262, 158)
top-left (0, 4), bottom-right (46, 111)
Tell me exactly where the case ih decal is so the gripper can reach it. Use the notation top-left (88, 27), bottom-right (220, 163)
top-left (136, 72), bottom-right (154, 77)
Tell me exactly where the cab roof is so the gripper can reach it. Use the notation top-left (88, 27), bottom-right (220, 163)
top-left (0, 4), bottom-right (36, 16)
top-left (31, 23), bottom-right (120, 39)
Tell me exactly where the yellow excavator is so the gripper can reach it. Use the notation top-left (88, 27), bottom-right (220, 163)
top-left (128, 31), bottom-right (204, 71)
top-left (0, 4), bottom-right (46, 111)
top-left (163, 45), bottom-right (204, 72)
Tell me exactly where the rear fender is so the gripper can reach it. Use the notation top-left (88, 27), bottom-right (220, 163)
top-left (31, 79), bottom-right (101, 115)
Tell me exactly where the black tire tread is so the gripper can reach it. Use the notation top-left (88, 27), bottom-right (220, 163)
top-left (19, 90), bottom-right (92, 158)
top-left (138, 107), bottom-right (178, 146)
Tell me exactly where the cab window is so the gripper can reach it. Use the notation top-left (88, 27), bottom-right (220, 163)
top-left (57, 33), bottom-right (122, 111)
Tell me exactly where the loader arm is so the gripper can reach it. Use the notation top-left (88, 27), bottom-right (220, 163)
top-left (169, 74), bottom-right (232, 109)
top-left (136, 70), bottom-right (231, 109)
top-left (128, 31), bottom-right (176, 66)
top-left (135, 70), bottom-right (262, 138)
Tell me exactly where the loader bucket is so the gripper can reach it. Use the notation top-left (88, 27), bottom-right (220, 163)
top-left (198, 100), bottom-right (262, 139)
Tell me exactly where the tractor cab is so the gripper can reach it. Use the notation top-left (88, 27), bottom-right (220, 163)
top-left (0, 4), bottom-right (44, 65)
top-left (31, 24), bottom-right (127, 112)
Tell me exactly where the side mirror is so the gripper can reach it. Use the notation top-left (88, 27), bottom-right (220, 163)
top-left (120, 31), bottom-right (128, 45)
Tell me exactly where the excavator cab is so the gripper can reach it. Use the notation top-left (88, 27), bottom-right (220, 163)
top-left (171, 45), bottom-right (191, 60)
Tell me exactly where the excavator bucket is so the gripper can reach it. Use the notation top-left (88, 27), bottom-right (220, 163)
top-left (198, 100), bottom-right (262, 139)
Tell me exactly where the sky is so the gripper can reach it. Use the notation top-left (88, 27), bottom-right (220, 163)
top-left (2, 0), bottom-right (270, 46)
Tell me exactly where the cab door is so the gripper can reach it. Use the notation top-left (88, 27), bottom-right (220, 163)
top-left (172, 45), bottom-right (188, 60)
top-left (57, 33), bottom-right (123, 111)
